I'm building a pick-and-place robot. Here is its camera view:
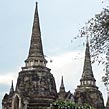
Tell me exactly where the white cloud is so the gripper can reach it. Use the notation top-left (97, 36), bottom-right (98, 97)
top-left (47, 51), bottom-right (84, 92)
top-left (0, 72), bottom-right (18, 86)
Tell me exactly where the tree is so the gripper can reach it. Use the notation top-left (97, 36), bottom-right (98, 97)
top-left (102, 49), bottom-right (109, 91)
top-left (50, 101), bottom-right (95, 109)
top-left (80, 8), bottom-right (109, 63)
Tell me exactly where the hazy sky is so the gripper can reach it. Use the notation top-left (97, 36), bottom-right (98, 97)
top-left (0, 0), bottom-right (108, 108)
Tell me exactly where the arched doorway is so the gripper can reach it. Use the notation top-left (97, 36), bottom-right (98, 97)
top-left (12, 94), bottom-right (21, 109)
top-left (14, 95), bottom-right (19, 109)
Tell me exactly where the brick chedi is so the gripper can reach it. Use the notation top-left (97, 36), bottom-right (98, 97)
top-left (58, 76), bottom-right (74, 102)
top-left (74, 39), bottom-right (104, 109)
top-left (2, 2), bottom-right (57, 109)
top-left (2, 81), bottom-right (14, 109)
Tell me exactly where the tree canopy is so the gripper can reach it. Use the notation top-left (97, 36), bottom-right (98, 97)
top-left (79, 8), bottom-right (109, 64)
top-left (50, 101), bottom-right (95, 109)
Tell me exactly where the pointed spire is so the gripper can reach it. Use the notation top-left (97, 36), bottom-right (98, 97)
top-left (80, 38), bottom-right (96, 85)
top-left (59, 76), bottom-right (65, 93)
top-left (25, 2), bottom-right (47, 67)
top-left (9, 80), bottom-right (14, 95)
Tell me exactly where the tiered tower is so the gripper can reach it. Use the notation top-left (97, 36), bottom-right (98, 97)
top-left (2, 81), bottom-right (14, 109)
top-left (58, 76), bottom-right (74, 102)
top-left (2, 2), bottom-right (57, 109)
top-left (59, 76), bottom-right (65, 93)
top-left (74, 40), bottom-right (104, 109)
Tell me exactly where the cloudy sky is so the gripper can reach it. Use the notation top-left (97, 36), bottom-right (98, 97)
top-left (0, 0), bottom-right (108, 108)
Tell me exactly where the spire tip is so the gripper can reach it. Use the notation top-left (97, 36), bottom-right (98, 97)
top-left (36, 1), bottom-right (38, 5)
top-left (9, 80), bottom-right (14, 94)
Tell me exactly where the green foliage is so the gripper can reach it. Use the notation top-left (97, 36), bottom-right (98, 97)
top-left (102, 61), bottom-right (109, 91)
top-left (51, 101), bottom-right (95, 109)
top-left (79, 8), bottom-right (109, 65)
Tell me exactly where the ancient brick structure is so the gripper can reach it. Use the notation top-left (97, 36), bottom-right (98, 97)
top-left (2, 2), bottom-right (106, 109)
top-left (58, 76), bottom-right (74, 102)
top-left (2, 2), bottom-right (57, 109)
top-left (74, 40), bottom-right (104, 109)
